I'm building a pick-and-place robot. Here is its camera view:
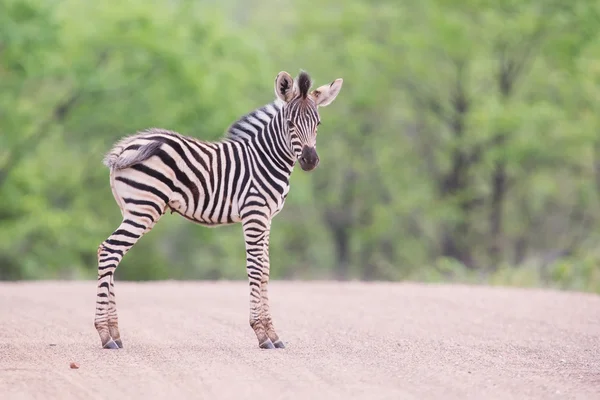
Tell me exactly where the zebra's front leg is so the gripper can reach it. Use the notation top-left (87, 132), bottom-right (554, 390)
top-left (242, 215), bottom-right (275, 349)
top-left (260, 225), bottom-right (285, 348)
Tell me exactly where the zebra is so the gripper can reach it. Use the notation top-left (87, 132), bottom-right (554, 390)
top-left (95, 70), bottom-right (343, 350)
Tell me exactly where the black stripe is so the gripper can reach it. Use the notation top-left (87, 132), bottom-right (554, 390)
top-left (124, 144), bottom-right (142, 151)
top-left (219, 145), bottom-right (232, 223)
top-left (238, 147), bottom-right (251, 208)
top-left (113, 229), bottom-right (140, 239)
top-left (99, 271), bottom-right (113, 280)
top-left (228, 144), bottom-right (243, 223)
top-left (243, 200), bottom-right (266, 208)
top-left (115, 177), bottom-right (169, 204)
top-left (244, 231), bottom-right (264, 239)
top-left (129, 210), bottom-right (155, 223)
top-left (100, 256), bottom-right (120, 263)
top-left (105, 239), bottom-right (135, 247)
top-left (123, 219), bottom-right (146, 229)
top-left (246, 265), bottom-right (262, 273)
top-left (123, 197), bottom-right (162, 215)
top-left (210, 148), bottom-right (224, 221)
top-left (207, 150), bottom-right (216, 212)
top-left (102, 247), bottom-right (124, 256)
top-left (242, 218), bottom-right (268, 229)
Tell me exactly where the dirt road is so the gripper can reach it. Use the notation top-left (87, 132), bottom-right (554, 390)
top-left (0, 281), bottom-right (599, 400)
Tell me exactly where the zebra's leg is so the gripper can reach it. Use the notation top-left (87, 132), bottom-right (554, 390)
top-left (260, 225), bottom-right (285, 349)
top-left (242, 215), bottom-right (274, 349)
top-left (107, 273), bottom-right (121, 348)
top-left (95, 212), bottom-right (160, 349)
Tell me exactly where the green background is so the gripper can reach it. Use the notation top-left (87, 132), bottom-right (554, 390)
top-left (1, 0), bottom-right (600, 293)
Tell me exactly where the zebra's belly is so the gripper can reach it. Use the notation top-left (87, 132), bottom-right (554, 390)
top-left (168, 195), bottom-right (242, 227)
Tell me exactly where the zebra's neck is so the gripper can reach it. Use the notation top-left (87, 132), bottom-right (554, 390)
top-left (225, 100), bottom-right (296, 169)
top-left (225, 100), bottom-right (285, 142)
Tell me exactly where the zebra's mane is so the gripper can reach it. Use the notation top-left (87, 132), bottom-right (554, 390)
top-left (297, 71), bottom-right (312, 99)
top-left (224, 100), bottom-right (284, 142)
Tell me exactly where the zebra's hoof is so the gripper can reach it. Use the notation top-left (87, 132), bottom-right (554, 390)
top-left (273, 340), bottom-right (286, 349)
top-left (259, 339), bottom-right (275, 349)
top-left (103, 339), bottom-right (120, 350)
top-left (114, 339), bottom-right (123, 348)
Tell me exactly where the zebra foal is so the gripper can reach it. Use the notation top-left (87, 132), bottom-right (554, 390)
top-left (95, 70), bottom-right (343, 349)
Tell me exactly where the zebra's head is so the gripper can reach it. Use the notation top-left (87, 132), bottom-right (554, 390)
top-left (274, 71), bottom-right (343, 172)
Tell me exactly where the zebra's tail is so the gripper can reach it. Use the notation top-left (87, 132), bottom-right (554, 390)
top-left (102, 136), bottom-right (163, 171)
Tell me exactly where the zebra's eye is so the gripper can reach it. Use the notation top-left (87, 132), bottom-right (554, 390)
top-left (287, 120), bottom-right (294, 129)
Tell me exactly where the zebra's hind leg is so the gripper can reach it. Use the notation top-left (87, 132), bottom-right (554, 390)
top-left (260, 226), bottom-right (285, 349)
top-left (95, 213), bottom-right (159, 349)
top-left (107, 273), bottom-right (122, 348)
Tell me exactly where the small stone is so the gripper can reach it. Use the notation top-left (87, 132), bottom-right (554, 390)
top-left (70, 362), bottom-right (79, 369)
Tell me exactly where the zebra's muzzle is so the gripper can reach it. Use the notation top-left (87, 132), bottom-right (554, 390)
top-left (299, 146), bottom-right (319, 171)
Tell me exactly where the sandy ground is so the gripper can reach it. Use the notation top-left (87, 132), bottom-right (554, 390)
top-left (0, 281), bottom-right (599, 400)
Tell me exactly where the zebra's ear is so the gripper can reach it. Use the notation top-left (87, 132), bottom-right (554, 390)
top-left (274, 71), bottom-right (296, 102)
top-left (310, 78), bottom-right (343, 107)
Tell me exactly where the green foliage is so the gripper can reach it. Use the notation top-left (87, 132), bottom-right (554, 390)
top-left (1, 0), bottom-right (600, 294)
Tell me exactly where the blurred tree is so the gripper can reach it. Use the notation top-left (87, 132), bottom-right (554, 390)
top-left (1, 0), bottom-right (599, 293)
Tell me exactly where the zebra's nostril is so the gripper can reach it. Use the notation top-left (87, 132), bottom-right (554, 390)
top-left (301, 157), bottom-right (307, 164)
